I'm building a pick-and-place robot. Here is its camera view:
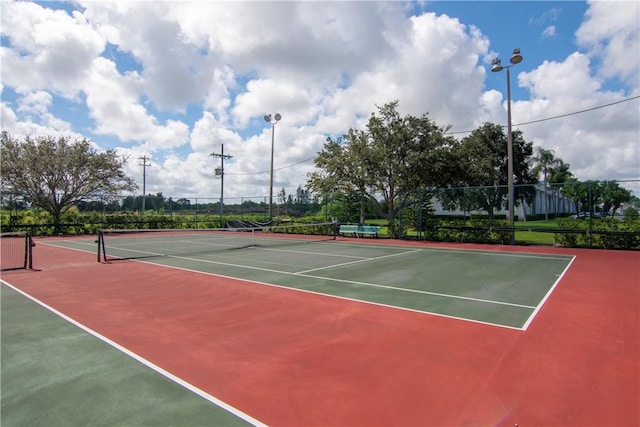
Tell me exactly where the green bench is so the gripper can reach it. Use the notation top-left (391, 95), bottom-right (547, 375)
top-left (338, 224), bottom-right (380, 238)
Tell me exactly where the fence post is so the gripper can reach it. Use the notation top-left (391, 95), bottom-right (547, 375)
top-left (398, 195), bottom-right (403, 238)
top-left (463, 187), bottom-right (467, 223)
top-left (588, 183), bottom-right (593, 247)
top-left (417, 188), bottom-right (423, 240)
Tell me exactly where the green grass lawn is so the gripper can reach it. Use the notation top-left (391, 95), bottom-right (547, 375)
top-left (514, 220), bottom-right (557, 245)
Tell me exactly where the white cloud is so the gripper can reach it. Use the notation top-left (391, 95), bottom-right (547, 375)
top-left (83, 57), bottom-right (190, 149)
top-left (531, 7), bottom-right (562, 26)
top-left (1, 0), bottom-right (638, 201)
top-left (0, 1), bottom-right (104, 97)
top-left (576, 0), bottom-right (640, 85)
top-left (542, 25), bottom-right (557, 38)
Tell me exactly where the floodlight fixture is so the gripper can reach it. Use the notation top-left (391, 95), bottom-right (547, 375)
top-left (510, 48), bottom-right (522, 65)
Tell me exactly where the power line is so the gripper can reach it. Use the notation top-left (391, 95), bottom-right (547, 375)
top-left (228, 95), bottom-right (640, 175)
top-left (514, 95), bottom-right (640, 127)
top-left (446, 95), bottom-right (640, 135)
top-left (226, 156), bottom-right (315, 176)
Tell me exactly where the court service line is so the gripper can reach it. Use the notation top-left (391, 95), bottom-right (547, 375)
top-left (332, 241), bottom-right (575, 261)
top-left (104, 258), bottom-right (526, 331)
top-left (256, 246), bottom-right (369, 260)
top-left (1, 280), bottom-right (267, 427)
top-left (295, 249), bottom-right (422, 274)
top-left (133, 252), bottom-right (535, 310)
top-left (293, 271), bottom-right (536, 309)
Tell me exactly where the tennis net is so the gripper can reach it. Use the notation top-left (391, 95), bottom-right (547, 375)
top-left (97, 222), bottom-right (337, 262)
top-left (1, 231), bottom-right (35, 271)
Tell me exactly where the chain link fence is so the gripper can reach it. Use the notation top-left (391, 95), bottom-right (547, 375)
top-left (394, 180), bottom-right (639, 248)
top-left (1, 180), bottom-right (638, 249)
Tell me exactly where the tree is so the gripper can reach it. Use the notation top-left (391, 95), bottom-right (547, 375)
top-left (277, 187), bottom-right (287, 215)
top-left (294, 185), bottom-right (310, 214)
top-left (308, 101), bottom-right (456, 237)
top-left (307, 133), bottom-right (370, 224)
top-left (175, 198), bottom-right (192, 210)
top-left (547, 160), bottom-right (573, 216)
top-left (452, 123), bottom-right (535, 219)
top-left (1, 132), bottom-right (137, 233)
top-left (530, 147), bottom-right (562, 220)
top-left (561, 180), bottom-right (601, 216)
top-left (600, 181), bottom-right (632, 216)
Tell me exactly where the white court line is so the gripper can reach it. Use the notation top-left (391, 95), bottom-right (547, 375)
top-left (42, 239), bottom-right (576, 324)
top-left (256, 246), bottom-right (369, 260)
top-left (1, 280), bottom-right (267, 427)
top-left (122, 258), bottom-right (529, 331)
top-left (520, 255), bottom-right (577, 330)
top-left (296, 249), bottom-right (422, 274)
top-left (36, 241), bottom-right (536, 330)
top-left (41, 240), bottom-right (537, 309)
top-left (115, 250), bottom-right (536, 310)
top-left (330, 240), bottom-right (575, 261)
top-left (293, 271), bottom-right (536, 309)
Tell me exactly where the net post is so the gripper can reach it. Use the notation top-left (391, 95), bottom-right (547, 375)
top-left (22, 233), bottom-right (28, 269)
top-left (22, 233), bottom-right (29, 269)
top-left (97, 230), bottom-right (105, 263)
top-left (26, 233), bottom-right (34, 269)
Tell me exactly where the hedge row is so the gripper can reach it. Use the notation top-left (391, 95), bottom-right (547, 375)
top-left (553, 218), bottom-right (640, 249)
top-left (418, 218), bottom-right (512, 244)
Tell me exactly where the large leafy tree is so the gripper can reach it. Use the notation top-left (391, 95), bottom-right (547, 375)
top-left (563, 180), bottom-right (632, 217)
top-left (561, 179), bottom-right (600, 215)
top-left (307, 101), bottom-right (457, 236)
top-left (600, 180), bottom-right (632, 216)
top-left (1, 132), bottom-right (137, 232)
top-left (307, 133), bottom-right (369, 222)
top-left (450, 122), bottom-right (535, 219)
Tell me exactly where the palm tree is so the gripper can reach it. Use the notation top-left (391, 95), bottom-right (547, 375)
top-left (530, 147), bottom-right (562, 220)
top-left (548, 161), bottom-right (573, 216)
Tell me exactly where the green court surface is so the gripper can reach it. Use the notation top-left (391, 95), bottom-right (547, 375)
top-left (0, 284), bottom-right (258, 427)
top-left (48, 235), bottom-right (574, 330)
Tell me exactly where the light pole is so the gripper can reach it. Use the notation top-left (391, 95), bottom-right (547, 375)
top-left (492, 48), bottom-right (523, 245)
top-left (264, 113), bottom-right (282, 221)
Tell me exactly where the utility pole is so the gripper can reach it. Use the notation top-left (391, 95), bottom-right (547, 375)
top-left (210, 144), bottom-right (233, 218)
top-left (138, 155), bottom-right (151, 215)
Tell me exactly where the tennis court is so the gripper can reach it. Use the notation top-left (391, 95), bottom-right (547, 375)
top-left (53, 227), bottom-right (573, 330)
top-left (1, 229), bottom-right (638, 426)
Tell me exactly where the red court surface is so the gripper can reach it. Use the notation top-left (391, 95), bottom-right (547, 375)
top-left (2, 238), bottom-right (639, 426)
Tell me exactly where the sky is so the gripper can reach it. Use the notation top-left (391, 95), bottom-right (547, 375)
top-left (1, 0), bottom-right (639, 204)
